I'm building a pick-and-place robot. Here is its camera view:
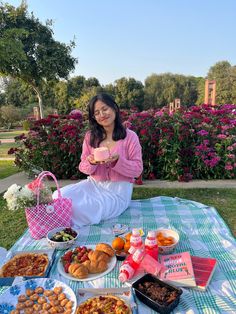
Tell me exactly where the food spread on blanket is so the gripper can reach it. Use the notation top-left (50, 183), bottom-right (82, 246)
top-left (0, 227), bottom-right (184, 313)
top-left (61, 243), bottom-right (115, 279)
top-left (76, 295), bottom-right (131, 314)
top-left (0, 253), bottom-right (49, 277)
top-left (10, 285), bottom-right (74, 314)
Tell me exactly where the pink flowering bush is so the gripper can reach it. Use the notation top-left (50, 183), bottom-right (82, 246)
top-left (126, 104), bottom-right (236, 181)
top-left (9, 104), bottom-right (236, 181)
top-left (10, 114), bottom-right (88, 179)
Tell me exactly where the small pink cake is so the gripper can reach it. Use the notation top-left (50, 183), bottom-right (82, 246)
top-left (94, 147), bottom-right (110, 162)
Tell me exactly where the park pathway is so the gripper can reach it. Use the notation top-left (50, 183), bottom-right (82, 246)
top-left (0, 172), bottom-right (235, 194)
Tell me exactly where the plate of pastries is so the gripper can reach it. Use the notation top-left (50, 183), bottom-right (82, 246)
top-left (58, 243), bottom-right (116, 281)
top-left (0, 278), bottom-right (77, 314)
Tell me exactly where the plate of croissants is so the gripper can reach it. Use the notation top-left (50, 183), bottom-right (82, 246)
top-left (57, 243), bottom-right (116, 281)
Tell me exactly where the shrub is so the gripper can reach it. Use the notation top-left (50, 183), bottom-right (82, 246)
top-left (11, 114), bottom-right (88, 179)
top-left (9, 104), bottom-right (236, 181)
top-left (22, 120), bottom-right (31, 130)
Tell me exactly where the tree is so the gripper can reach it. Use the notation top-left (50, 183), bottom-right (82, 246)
top-left (114, 77), bottom-right (144, 110)
top-left (68, 76), bottom-right (86, 98)
top-left (4, 78), bottom-right (36, 107)
top-left (76, 86), bottom-right (103, 112)
top-left (0, 92), bottom-right (6, 106)
top-left (0, 105), bottom-right (22, 129)
top-left (0, 2), bottom-right (77, 118)
top-left (144, 73), bottom-right (199, 109)
top-left (207, 61), bottom-right (233, 104)
top-left (53, 80), bottom-right (71, 114)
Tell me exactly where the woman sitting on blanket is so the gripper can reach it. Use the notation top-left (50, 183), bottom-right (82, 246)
top-left (53, 93), bottom-right (143, 227)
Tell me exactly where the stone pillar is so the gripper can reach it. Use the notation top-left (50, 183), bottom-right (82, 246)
top-left (33, 107), bottom-right (40, 120)
top-left (174, 98), bottom-right (181, 109)
top-left (204, 80), bottom-right (216, 105)
top-left (169, 102), bottom-right (174, 113)
top-left (169, 99), bottom-right (181, 113)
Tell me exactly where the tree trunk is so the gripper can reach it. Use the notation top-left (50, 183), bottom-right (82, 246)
top-left (38, 92), bottom-right (43, 119)
top-left (31, 85), bottom-right (44, 118)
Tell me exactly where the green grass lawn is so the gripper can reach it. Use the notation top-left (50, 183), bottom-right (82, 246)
top-left (0, 142), bottom-right (19, 158)
top-left (0, 130), bottom-right (27, 139)
top-left (0, 160), bottom-right (20, 179)
top-left (0, 188), bottom-right (235, 249)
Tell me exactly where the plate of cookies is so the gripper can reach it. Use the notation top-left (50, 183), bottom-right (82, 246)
top-left (58, 243), bottom-right (116, 281)
top-left (0, 278), bottom-right (77, 314)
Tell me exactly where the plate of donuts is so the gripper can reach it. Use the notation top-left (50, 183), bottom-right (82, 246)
top-left (0, 278), bottom-right (77, 313)
top-left (58, 244), bottom-right (117, 282)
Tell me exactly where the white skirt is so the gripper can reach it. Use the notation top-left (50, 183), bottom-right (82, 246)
top-left (52, 177), bottom-right (133, 228)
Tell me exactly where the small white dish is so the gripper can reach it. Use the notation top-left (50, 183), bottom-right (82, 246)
top-left (46, 226), bottom-right (78, 250)
top-left (156, 228), bottom-right (180, 254)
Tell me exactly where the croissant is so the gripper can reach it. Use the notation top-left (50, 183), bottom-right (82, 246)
top-left (68, 263), bottom-right (89, 279)
top-left (95, 243), bottom-right (115, 257)
top-left (83, 260), bottom-right (108, 273)
top-left (88, 250), bottom-right (110, 263)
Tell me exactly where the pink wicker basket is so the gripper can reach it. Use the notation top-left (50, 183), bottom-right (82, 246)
top-left (25, 171), bottom-right (72, 239)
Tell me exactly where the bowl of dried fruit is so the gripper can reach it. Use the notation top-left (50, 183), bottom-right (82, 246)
top-left (156, 228), bottom-right (179, 254)
top-left (47, 227), bottom-right (78, 250)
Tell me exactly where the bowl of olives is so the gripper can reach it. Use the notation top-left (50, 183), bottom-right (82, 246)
top-left (47, 227), bottom-right (78, 250)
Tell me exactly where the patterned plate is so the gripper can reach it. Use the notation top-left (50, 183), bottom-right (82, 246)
top-left (0, 278), bottom-right (77, 314)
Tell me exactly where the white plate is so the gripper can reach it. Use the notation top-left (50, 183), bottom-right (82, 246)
top-left (0, 278), bottom-right (77, 313)
top-left (58, 245), bottom-right (116, 282)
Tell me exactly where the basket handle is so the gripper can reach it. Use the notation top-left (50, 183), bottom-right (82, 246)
top-left (35, 171), bottom-right (61, 206)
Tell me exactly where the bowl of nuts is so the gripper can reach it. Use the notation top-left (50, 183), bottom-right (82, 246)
top-left (47, 227), bottom-right (78, 250)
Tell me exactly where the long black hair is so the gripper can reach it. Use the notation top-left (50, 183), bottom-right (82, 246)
top-left (88, 93), bottom-right (126, 147)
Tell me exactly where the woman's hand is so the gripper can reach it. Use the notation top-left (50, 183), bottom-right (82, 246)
top-left (87, 154), bottom-right (99, 165)
top-left (102, 154), bottom-right (119, 164)
top-left (87, 153), bottom-right (119, 165)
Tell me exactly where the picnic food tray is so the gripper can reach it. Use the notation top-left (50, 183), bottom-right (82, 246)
top-left (0, 249), bottom-right (55, 286)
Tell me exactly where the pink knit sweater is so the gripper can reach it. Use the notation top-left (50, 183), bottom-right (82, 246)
top-left (79, 129), bottom-right (143, 183)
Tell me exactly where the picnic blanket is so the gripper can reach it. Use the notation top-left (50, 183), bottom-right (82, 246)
top-left (1, 196), bottom-right (236, 313)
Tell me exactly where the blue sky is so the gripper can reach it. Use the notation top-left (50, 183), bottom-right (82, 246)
top-left (6, 0), bottom-right (236, 85)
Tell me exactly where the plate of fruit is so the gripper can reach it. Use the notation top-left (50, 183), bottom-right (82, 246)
top-left (58, 243), bottom-right (116, 281)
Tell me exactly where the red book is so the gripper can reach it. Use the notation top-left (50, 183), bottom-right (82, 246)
top-left (159, 252), bottom-right (196, 287)
top-left (191, 255), bottom-right (217, 291)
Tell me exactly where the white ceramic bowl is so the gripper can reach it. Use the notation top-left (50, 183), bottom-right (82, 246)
top-left (156, 228), bottom-right (179, 254)
top-left (46, 226), bottom-right (78, 250)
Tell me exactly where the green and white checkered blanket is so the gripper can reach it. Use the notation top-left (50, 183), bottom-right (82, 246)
top-left (1, 197), bottom-right (236, 313)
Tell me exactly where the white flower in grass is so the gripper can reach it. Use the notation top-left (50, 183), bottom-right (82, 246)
top-left (3, 184), bottom-right (21, 200)
top-left (4, 181), bottom-right (51, 211)
top-left (20, 186), bottom-right (34, 199)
